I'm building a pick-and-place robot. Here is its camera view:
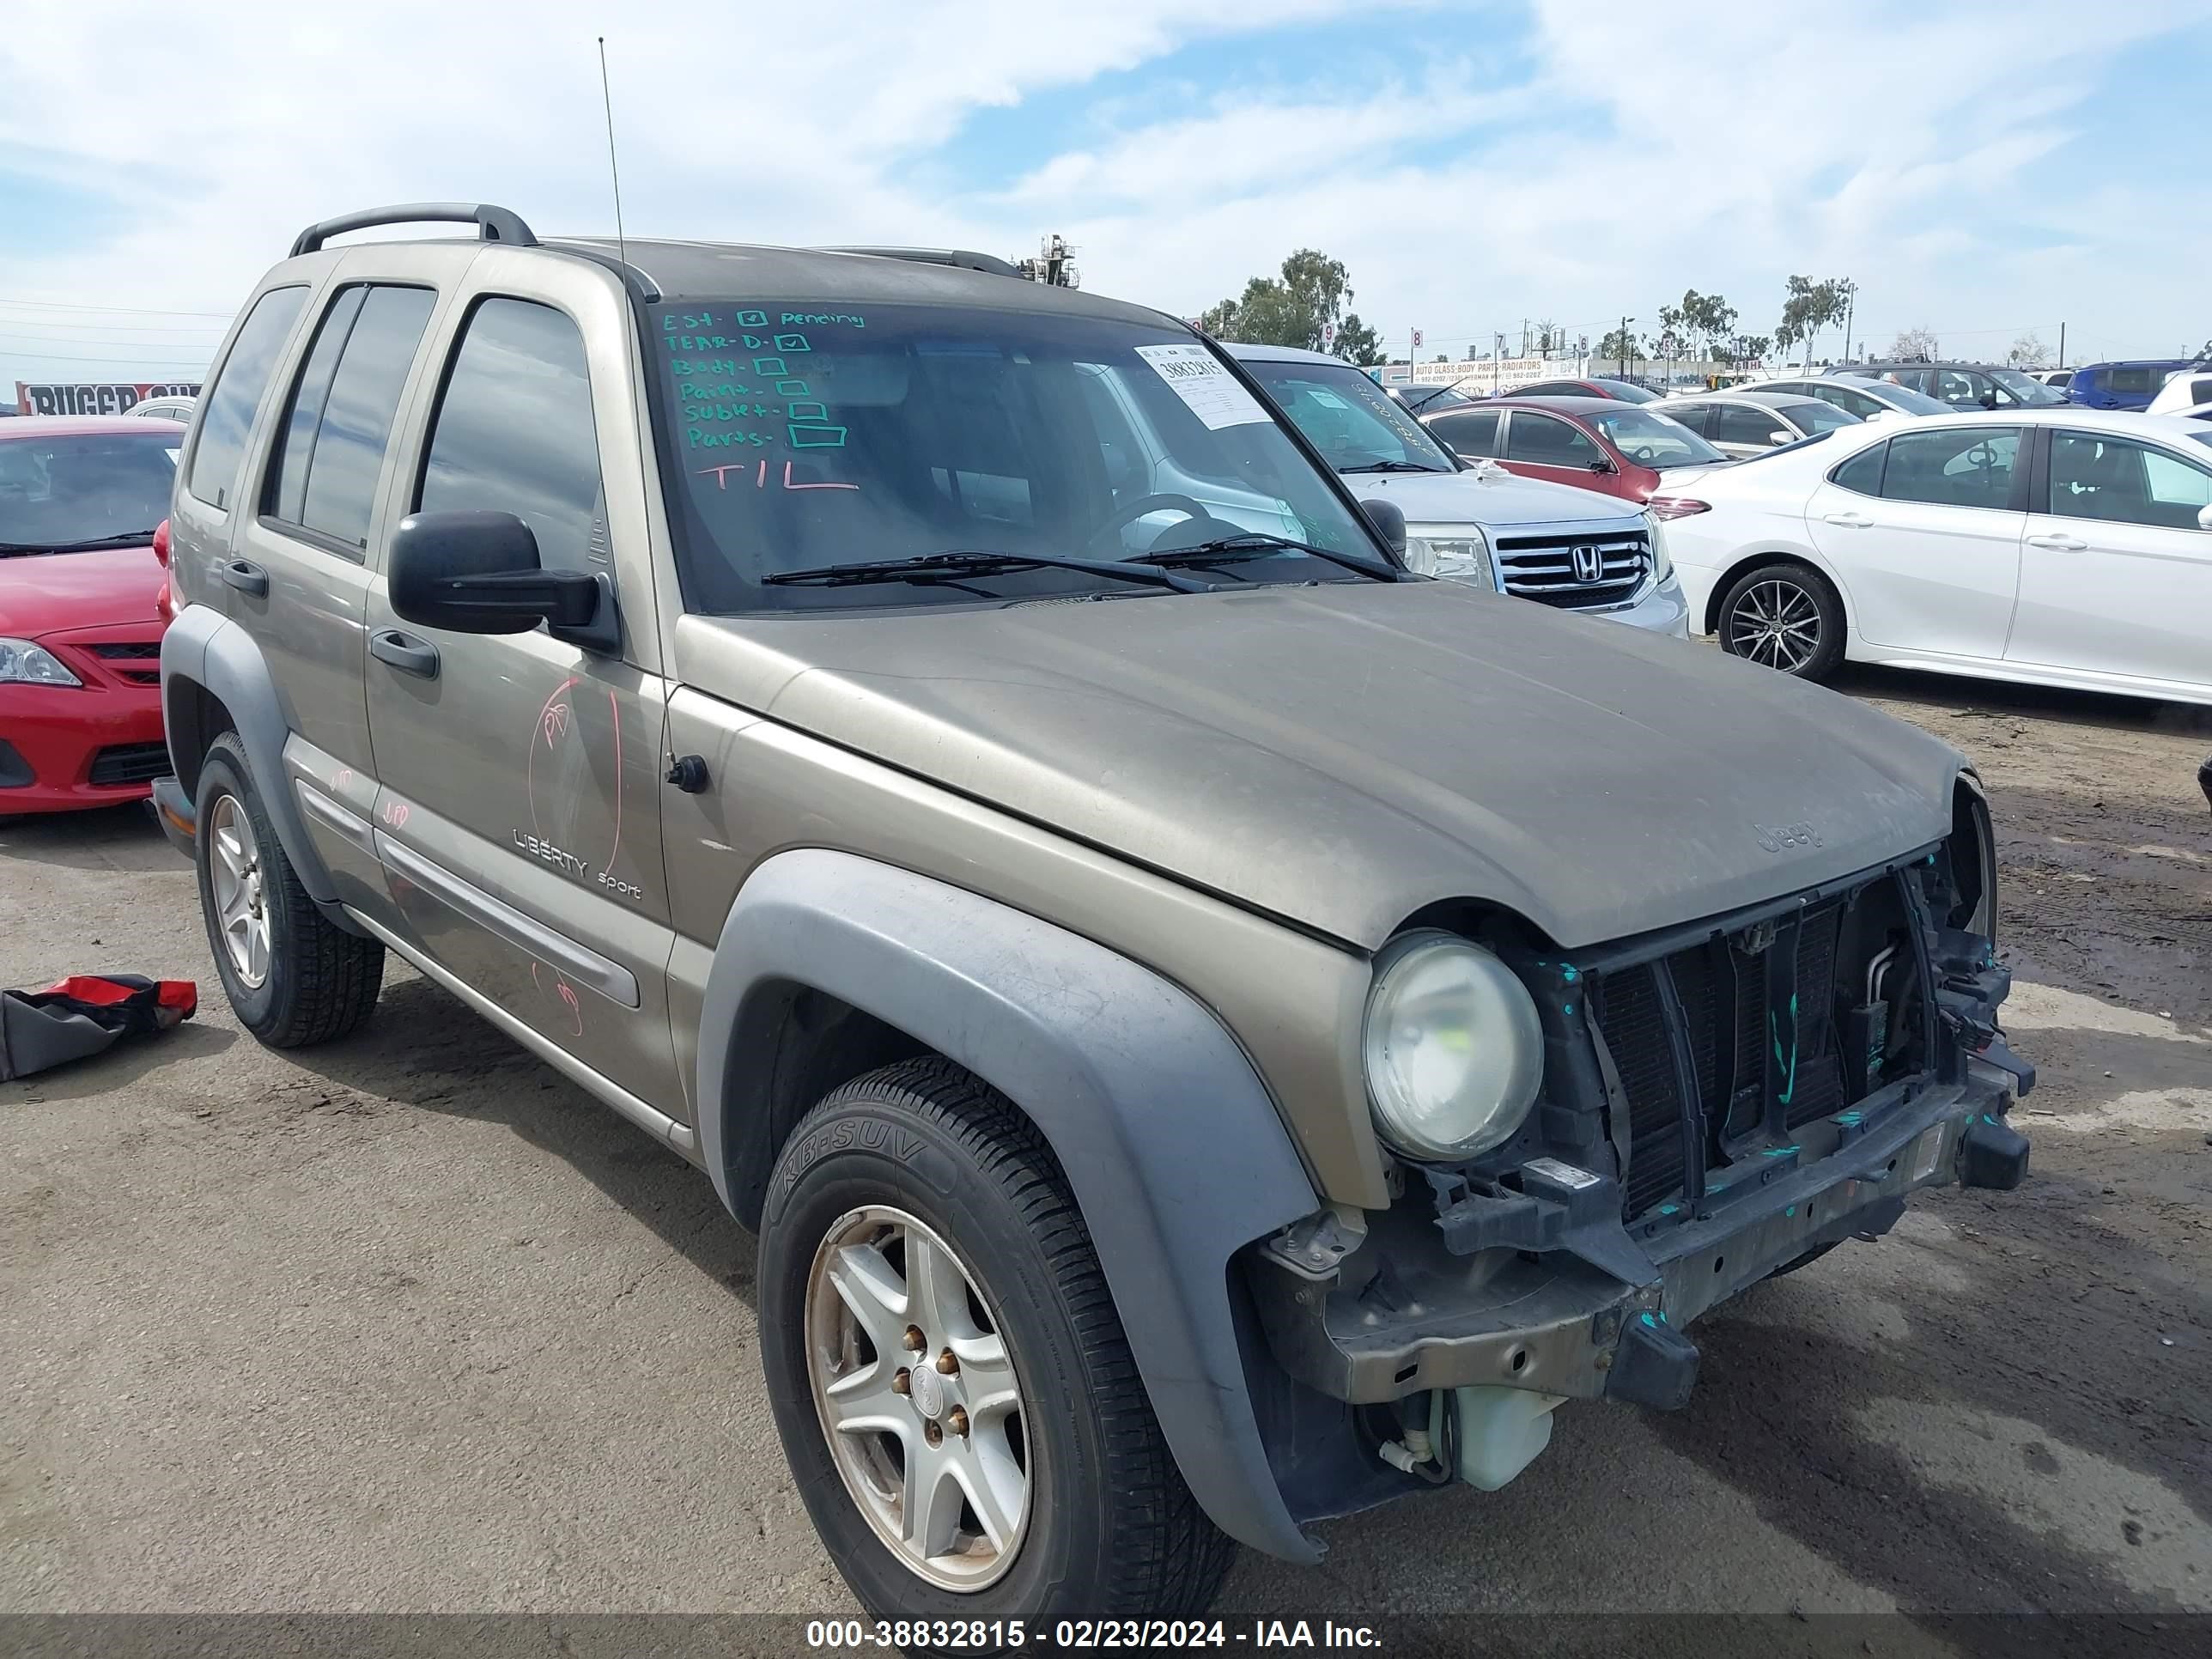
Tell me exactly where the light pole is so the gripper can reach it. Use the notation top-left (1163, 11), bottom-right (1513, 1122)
top-left (1620, 316), bottom-right (1635, 379)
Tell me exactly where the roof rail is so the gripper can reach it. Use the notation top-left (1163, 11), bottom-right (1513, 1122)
top-left (823, 246), bottom-right (1024, 279)
top-left (289, 203), bottom-right (538, 259)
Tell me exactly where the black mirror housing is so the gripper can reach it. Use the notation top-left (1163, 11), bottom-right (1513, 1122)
top-left (389, 510), bottom-right (617, 648)
top-left (1358, 497), bottom-right (1408, 557)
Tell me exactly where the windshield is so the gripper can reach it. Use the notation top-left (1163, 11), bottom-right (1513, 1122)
top-left (1586, 407), bottom-right (1727, 467)
top-left (1239, 358), bottom-right (1459, 473)
top-left (650, 302), bottom-right (1382, 611)
top-left (1586, 379), bottom-right (1662, 404)
top-left (1989, 367), bottom-right (2063, 404)
top-left (0, 431), bottom-right (179, 552)
top-left (1781, 398), bottom-right (1858, 433)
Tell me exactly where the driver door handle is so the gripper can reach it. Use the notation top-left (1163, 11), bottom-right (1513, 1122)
top-left (220, 558), bottom-right (269, 597)
top-left (2027, 533), bottom-right (2088, 552)
top-left (369, 628), bottom-right (440, 679)
top-left (1823, 511), bottom-right (1874, 528)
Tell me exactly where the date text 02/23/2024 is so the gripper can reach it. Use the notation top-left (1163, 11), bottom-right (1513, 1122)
top-left (803, 1619), bottom-right (1382, 1650)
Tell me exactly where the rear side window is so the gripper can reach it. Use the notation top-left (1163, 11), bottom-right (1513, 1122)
top-left (1504, 411), bottom-right (1601, 466)
top-left (263, 285), bottom-right (435, 554)
top-left (1428, 408), bottom-right (1499, 456)
top-left (1879, 427), bottom-right (2021, 510)
top-left (186, 285), bottom-right (307, 510)
top-left (1829, 441), bottom-right (1886, 495)
top-left (2109, 367), bottom-right (2161, 395)
top-left (417, 298), bottom-right (605, 574)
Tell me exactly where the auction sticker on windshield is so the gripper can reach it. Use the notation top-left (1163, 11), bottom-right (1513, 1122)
top-left (1134, 343), bottom-right (1271, 431)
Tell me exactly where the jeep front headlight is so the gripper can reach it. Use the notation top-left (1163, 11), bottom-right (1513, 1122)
top-left (0, 638), bottom-right (80, 686)
top-left (1405, 524), bottom-right (1496, 591)
top-left (1362, 932), bottom-right (1543, 1161)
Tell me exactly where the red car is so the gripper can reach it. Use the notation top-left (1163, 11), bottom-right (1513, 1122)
top-left (0, 416), bottom-right (179, 815)
top-left (1420, 394), bottom-right (1733, 507)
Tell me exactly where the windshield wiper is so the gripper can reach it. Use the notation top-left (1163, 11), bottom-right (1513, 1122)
top-left (0, 532), bottom-right (156, 556)
top-left (763, 550), bottom-right (1217, 594)
top-left (1138, 532), bottom-right (1401, 581)
top-left (1338, 459), bottom-right (1447, 475)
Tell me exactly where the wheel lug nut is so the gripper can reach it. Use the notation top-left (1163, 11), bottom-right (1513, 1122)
top-left (934, 1349), bottom-right (958, 1376)
top-left (902, 1326), bottom-right (926, 1352)
top-left (947, 1406), bottom-right (969, 1437)
top-left (923, 1420), bottom-right (944, 1448)
top-left (892, 1368), bottom-right (910, 1395)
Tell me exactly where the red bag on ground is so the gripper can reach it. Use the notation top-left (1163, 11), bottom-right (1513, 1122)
top-left (0, 975), bottom-right (197, 1083)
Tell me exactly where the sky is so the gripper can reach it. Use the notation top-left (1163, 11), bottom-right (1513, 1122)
top-left (3, 0), bottom-right (2209, 399)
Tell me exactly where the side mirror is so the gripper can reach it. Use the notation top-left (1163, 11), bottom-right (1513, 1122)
top-left (1978, 391), bottom-right (1999, 410)
top-left (1588, 457), bottom-right (1617, 474)
top-left (1770, 430), bottom-right (1794, 446)
top-left (1358, 496), bottom-right (1408, 558)
top-left (2198, 503), bottom-right (2212, 532)
top-left (388, 510), bottom-right (618, 651)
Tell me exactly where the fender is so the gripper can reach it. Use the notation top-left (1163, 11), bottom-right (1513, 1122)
top-left (161, 602), bottom-right (356, 927)
top-left (697, 848), bottom-right (1324, 1564)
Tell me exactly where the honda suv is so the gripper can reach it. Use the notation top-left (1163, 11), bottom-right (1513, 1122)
top-left (156, 203), bottom-right (2033, 1626)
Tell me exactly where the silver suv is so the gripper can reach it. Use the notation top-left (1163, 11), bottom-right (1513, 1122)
top-left (156, 203), bottom-right (2032, 1626)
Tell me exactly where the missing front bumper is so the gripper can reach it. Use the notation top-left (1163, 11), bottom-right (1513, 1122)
top-left (1250, 1065), bottom-right (2022, 1413)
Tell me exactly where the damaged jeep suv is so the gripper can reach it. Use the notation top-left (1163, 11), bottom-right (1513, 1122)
top-left (157, 204), bottom-right (2031, 1624)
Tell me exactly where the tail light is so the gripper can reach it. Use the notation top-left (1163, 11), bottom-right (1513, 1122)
top-left (151, 519), bottom-right (171, 567)
top-left (1647, 497), bottom-right (1710, 520)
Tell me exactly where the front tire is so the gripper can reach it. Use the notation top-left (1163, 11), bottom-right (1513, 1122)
top-left (193, 732), bottom-right (383, 1047)
top-left (758, 1057), bottom-right (1235, 1624)
top-left (1717, 561), bottom-right (1845, 680)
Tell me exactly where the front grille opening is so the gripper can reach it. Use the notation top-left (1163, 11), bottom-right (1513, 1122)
top-left (1492, 530), bottom-right (1650, 611)
top-left (1588, 870), bottom-right (1933, 1222)
top-left (87, 742), bottom-right (172, 787)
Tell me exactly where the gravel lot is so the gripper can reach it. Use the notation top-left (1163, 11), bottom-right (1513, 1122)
top-left (2, 664), bottom-right (2206, 1644)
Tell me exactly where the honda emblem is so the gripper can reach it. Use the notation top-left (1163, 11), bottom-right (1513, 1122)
top-left (1570, 544), bottom-right (1606, 583)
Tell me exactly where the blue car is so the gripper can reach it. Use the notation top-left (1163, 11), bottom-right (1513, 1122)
top-left (2065, 358), bottom-right (2206, 410)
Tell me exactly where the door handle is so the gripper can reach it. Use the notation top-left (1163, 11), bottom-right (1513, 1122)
top-left (220, 558), bottom-right (269, 597)
top-left (369, 628), bottom-right (440, 679)
top-left (1823, 512), bottom-right (1874, 527)
top-left (2026, 533), bottom-right (2088, 552)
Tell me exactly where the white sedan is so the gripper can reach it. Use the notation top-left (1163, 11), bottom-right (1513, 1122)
top-left (1657, 409), bottom-right (2212, 705)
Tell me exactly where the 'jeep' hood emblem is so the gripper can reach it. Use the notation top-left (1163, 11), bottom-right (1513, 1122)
top-left (1755, 821), bottom-right (1822, 854)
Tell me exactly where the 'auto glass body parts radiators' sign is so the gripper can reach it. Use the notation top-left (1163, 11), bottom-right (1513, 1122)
top-left (15, 381), bottom-right (204, 416)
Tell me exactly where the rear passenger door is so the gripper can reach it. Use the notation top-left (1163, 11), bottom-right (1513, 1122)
top-left (228, 277), bottom-right (444, 916)
top-left (361, 260), bottom-right (683, 1117)
top-left (1425, 407), bottom-right (1500, 460)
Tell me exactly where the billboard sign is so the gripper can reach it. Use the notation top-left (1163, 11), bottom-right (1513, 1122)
top-left (15, 380), bottom-right (204, 416)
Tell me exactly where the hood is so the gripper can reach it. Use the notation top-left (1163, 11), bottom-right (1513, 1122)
top-left (1345, 466), bottom-right (1644, 528)
top-left (675, 581), bottom-right (1965, 951)
top-left (0, 544), bottom-right (162, 638)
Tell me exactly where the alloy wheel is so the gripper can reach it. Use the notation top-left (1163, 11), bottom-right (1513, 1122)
top-left (208, 793), bottom-right (271, 989)
top-left (1727, 578), bottom-right (1824, 672)
top-left (805, 1205), bottom-right (1030, 1592)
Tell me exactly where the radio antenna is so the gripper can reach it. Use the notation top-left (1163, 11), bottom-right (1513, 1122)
top-left (596, 35), bottom-right (629, 270)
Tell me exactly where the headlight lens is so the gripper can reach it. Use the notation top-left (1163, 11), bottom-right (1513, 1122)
top-left (1363, 932), bottom-right (1544, 1161)
top-left (1642, 510), bottom-right (1674, 583)
top-left (1405, 524), bottom-right (1496, 590)
top-left (0, 638), bottom-right (80, 686)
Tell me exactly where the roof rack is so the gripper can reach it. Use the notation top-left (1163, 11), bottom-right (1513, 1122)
top-left (289, 203), bottom-right (538, 259)
top-left (822, 246), bottom-right (1025, 280)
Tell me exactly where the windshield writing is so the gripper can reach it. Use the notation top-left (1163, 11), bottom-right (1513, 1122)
top-left (651, 302), bottom-right (1379, 611)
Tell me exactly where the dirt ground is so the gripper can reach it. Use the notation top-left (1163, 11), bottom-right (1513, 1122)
top-left (0, 661), bottom-right (2206, 1649)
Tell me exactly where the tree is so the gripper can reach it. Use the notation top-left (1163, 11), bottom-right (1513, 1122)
top-left (1536, 319), bottom-right (1559, 356)
top-left (1197, 248), bottom-right (1381, 364)
top-left (1683, 291), bottom-right (1737, 362)
top-left (1774, 276), bottom-right (1855, 367)
top-left (1652, 302), bottom-right (1687, 366)
top-left (1724, 333), bottom-right (1772, 368)
top-left (1597, 326), bottom-right (1640, 370)
top-left (1888, 325), bottom-right (1939, 362)
top-left (1431, 353), bottom-right (1449, 363)
top-left (2008, 331), bottom-right (2049, 367)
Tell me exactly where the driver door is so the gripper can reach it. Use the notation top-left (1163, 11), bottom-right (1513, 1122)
top-left (1498, 409), bottom-right (1611, 491)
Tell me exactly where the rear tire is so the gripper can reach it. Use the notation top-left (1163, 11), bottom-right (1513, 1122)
top-left (1717, 561), bottom-right (1845, 680)
top-left (758, 1056), bottom-right (1236, 1626)
top-left (193, 732), bottom-right (383, 1047)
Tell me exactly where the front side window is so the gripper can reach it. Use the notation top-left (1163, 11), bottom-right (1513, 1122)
top-left (1239, 360), bottom-right (1458, 474)
top-left (187, 285), bottom-right (308, 510)
top-left (1661, 403), bottom-right (1712, 436)
top-left (2047, 433), bottom-right (2212, 530)
top-left (0, 432), bottom-right (183, 553)
top-left (1811, 383), bottom-right (1881, 418)
top-left (419, 299), bottom-right (605, 574)
top-left (1586, 406), bottom-right (1727, 468)
top-left (1879, 427), bottom-right (2021, 510)
top-left (1715, 403), bottom-right (1788, 447)
top-left (1504, 411), bottom-right (1601, 467)
top-left (647, 302), bottom-right (1382, 612)
top-left (1427, 408), bottom-right (1500, 456)
top-left (1784, 399), bottom-right (1857, 434)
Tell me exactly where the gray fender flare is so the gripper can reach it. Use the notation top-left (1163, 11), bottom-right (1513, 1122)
top-left (697, 848), bottom-right (1324, 1563)
top-left (160, 603), bottom-right (344, 912)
